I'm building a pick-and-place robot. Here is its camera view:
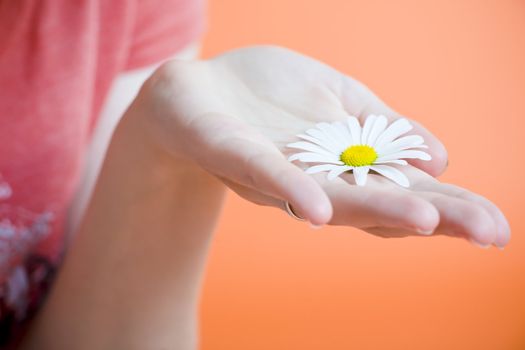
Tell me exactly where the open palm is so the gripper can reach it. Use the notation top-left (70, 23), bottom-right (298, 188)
top-left (140, 46), bottom-right (509, 247)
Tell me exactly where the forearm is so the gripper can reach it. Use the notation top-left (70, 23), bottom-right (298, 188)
top-left (21, 109), bottom-right (226, 350)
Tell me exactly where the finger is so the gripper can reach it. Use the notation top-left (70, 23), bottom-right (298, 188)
top-left (364, 227), bottom-right (432, 239)
top-left (414, 182), bottom-right (510, 248)
top-left (219, 177), bottom-right (311, 223)
top-left (362, 108), bottom-right (448, 177)
top-left (318, 173), bottom-right (439, 234)
top-left (340, 79), bottom-right (448, 177)
top-left (217, 176), bottom-right (283, 208)
top-left (414, 191), bottom-right (498, 246)
top-left (236, 147), bottom-right (332, 225)
top-left (191, 114), bottom-right (332, 225)
top-left (402, 119), bottom-right (448, 177)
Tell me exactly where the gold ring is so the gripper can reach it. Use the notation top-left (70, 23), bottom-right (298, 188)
top-left (284, 201), bottom-right (305, 221)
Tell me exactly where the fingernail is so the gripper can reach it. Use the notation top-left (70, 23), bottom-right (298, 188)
top-left (416, 228), bottom-right (434, 235)
top-left (469, 239), bottom-right (491, 249)
top-left (309, 222), bottom-right (323, 230)
top-left (493, 243), bottom-right (505, 251)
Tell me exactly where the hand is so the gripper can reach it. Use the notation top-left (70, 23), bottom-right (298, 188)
top-left (129, 45), bottom-right (509, 248)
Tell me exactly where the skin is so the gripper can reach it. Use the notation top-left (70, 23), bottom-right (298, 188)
top-left (21, 46), bottom-right (510, 349)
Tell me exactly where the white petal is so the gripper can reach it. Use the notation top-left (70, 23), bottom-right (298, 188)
top-left (373, 159), bottom-right (408, 166)
top-left (316, 122), bottom-right (348, 150)
top-left (352, 166), bottom-right (370, 186)
top-left (306, 128), bottom-right (344, 153)
top-left (286, 141), bottom-right (335, 157)
top-left (361, 114), bottom-right (377, 144)
top-left (376, 134), bottom-right (425, 155)
top-left (288, 152), bottom-right (344, 164)
top-left (377, 150), bottom-right (432, 162)
top-left (327, 165), bottom-right (353, 180)
top-left (365, 115), bottom-right (388, 146)
top-left (305, 164), bottom-right (339, 174)
top-left (370, 165), bottom-right (410, 187)
top-left (315, 122), bottom-right (339, 140)
top-left (373, 118), bottom-right (413, 149)
top-left (331, 121), bottom-right (353, 147)
top-left (346, 117), bottom-right (362, 146)
top-left (378, 144), bottom-right (428, 157)
top-left (297, 134), bottom-right (337, 153)
top-left (333, 121), bottom-right (352, 142)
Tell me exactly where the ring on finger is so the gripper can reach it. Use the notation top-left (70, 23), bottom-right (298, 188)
top-left (284, 201), bottom-right (305, 221)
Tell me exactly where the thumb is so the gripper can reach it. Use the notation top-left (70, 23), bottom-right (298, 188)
top-left (188, 113), bottom-right (333, 225)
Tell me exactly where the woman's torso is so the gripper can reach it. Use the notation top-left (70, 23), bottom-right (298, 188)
top-left (0, 0), bottom-right (204, 346)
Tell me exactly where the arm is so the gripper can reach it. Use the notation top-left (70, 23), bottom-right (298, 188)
top-left (21, 45), bottom-right (510, 349)
top-left (68, 41), bottom-right (201, 234)
top-left (22, 107), bottom-right (224, 349)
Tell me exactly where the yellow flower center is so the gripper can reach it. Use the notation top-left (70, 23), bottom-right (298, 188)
top-left (340, 145), bottom-right (378, 167)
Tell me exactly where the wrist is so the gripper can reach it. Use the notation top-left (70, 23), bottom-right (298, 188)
top-left (23, 93), bottom-right (227, 350)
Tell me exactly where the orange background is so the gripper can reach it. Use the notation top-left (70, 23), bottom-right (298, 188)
top-left (199, 1), bottom-right (525, 349)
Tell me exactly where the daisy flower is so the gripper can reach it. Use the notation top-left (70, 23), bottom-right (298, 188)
top-left (286, 115), bottom-right (431, 187)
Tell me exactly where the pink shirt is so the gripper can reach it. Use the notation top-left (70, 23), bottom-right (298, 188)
top-left (0, 0), bottom-right (205, 345)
